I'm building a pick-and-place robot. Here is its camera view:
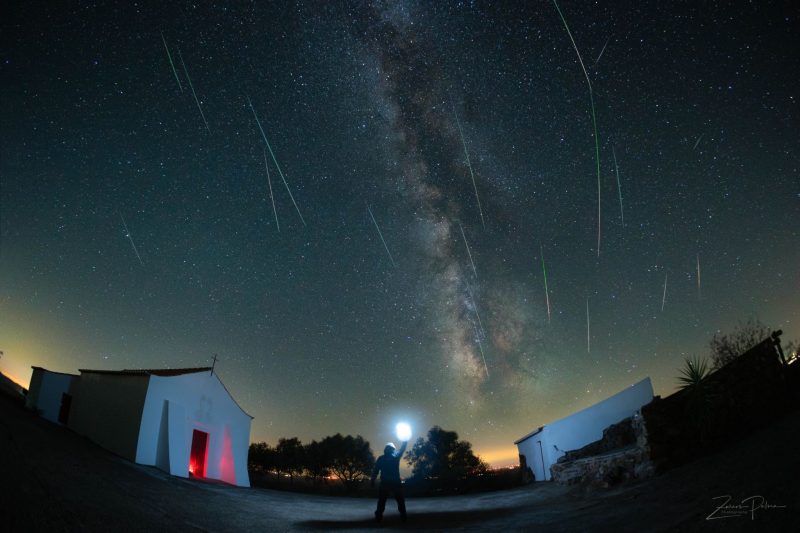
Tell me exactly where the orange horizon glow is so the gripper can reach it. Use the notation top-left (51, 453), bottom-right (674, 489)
top-left (476, 446), bottom-right (520, 468)
top-left (1, 370), bottom-right (28, 391)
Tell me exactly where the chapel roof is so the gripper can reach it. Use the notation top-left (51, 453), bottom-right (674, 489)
top-left (78, 367), bottom-right (213, 377)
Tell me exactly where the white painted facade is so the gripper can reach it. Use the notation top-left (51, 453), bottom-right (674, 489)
top-left (25, 367), bottom-right (77, 424)
top-left (135, 371), bottom-right (252, 487)
top-left (515, 377), bottom-right (654, 481)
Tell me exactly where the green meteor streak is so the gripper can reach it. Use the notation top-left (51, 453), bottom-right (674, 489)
top-left (590, 90), bottom-right (601, 255)
top-left (540, 244), bottom-right (551, 324)
top-left (613, 144), bottom-right (624, 227)
top-left (177, 48), bottom-right (210, 133)
top-left (553, 0), bottom-right (602, 257)
top-left (160, 32), bottom-right (183, 93)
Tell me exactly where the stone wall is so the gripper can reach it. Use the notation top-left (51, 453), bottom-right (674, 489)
top-left (550, 411), bottom-right (654, 486)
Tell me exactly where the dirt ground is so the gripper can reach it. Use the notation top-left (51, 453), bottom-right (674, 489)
top-left (1, 392), bottom-right (797, 532)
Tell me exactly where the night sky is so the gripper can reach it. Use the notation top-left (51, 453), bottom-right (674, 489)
top-left (1, 1), bottom-right (798, 466)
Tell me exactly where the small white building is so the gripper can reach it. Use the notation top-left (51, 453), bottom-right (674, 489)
top-left (25, 367), bottom-right (78, 424)
top-left (515, 377), bottom-right (654, 481)
top-left (27, 366), bottom-right (253, 487)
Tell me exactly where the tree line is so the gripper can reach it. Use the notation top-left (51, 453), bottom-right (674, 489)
top-left (248, 426), bottom-right (489, 492)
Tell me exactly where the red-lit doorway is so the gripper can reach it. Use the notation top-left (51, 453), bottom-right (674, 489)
top-left (189, 429), bottom-right (209, 477)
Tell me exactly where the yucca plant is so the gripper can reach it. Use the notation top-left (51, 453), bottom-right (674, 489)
top-left (677, 356), bottom-right (710, 390)
top-left (677, 356), bottom-right (716, 445)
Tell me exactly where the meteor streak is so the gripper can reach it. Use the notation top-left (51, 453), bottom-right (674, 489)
top-left (661, 272), bottom-right (668, 312)
top-left (593, 36), bottom-right (610, 67)
top-left (119, 212), bottom-right (144, 267)
top-left (586, 297), bottom-right (591, 354)
top-left (160, 32), bottom-right (183, 92)
top-left (464, 281), bottom-right (486, 338)
top-left (246, 95), bottom-right (306, 226)
top-left (458, 222), bottom-right (478, 280)
top-left (613, 145), bottom-right (624, 227)
top-left (540, 244), bottom-right (551, 324)
top-left (693, 134), bottom-right (704, 150)
top-left (263, 149), bottom-right (280, 232)
top-left (177, 48), bottom-right (210, 132)
top-left (471, 318), bottom-right (490, 378)
top-left (367, 205), bottom-right (396, 267)
top-left (453, 104), bottom-right (486, 229)
top-left (553, 0), bottom-right (602, 256)
top-left (696, 254), bottom-right (701, 299)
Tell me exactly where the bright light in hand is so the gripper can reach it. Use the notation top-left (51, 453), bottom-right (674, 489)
top-left (395, 422), bottom-right (412, 441)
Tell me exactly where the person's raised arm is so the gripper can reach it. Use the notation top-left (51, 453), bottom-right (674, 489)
top-left (397, 440), bottom-right (408, 457)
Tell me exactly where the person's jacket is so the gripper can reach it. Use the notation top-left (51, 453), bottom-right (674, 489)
top-left (372, 441), bottom-right (408, 483)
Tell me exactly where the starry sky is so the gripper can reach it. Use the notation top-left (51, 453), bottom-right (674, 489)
top-left (1, 1), bottom-right (798, 466)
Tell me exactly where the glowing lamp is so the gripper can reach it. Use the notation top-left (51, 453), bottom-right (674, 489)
top-left (395, 422), bottom-right (412, 442)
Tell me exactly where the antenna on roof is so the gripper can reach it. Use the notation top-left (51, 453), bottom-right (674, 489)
top-left (211, 353), bottom-right (218, 376)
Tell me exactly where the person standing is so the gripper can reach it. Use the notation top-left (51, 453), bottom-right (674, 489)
top-left (371, 440), bottom-right (408, 523)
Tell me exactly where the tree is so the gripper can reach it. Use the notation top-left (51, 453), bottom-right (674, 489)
top-left (276, 437), bottom-right (305, 483)
top-left (303, 439), bottom-right (332, 483)
top-left (709, 318), bottom-right (771, 369)
top-left (321, 433), bottom-right (375, 490)
top-left (248, 442), bottom-right (277, 474)
top-left (406, 426), bottom-right (488, 481)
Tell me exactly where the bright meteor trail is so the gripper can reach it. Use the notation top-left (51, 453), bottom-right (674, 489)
top-left (553, 0), bottom-right (602, 257)
top-left (464, 280), bottom-right (486, 339)
top-left (471, 318), bottom-right (490, 378)
top-left (453, 104), bottom-right (486, 230)
top-left (613, 145), bottom-right (624, 227)
top-left (119, 212), bottom-right (144, 267)
top-left (246, 95), bottom-right (306, 226)
top-left (696, 254), bottom-right (701, 299)
top-left (540, 244), bottom-right (551, 324)
top-left (459, 222), bottom-right (478, 280)
top-left (160, 32), bottom-right (183, 93)
top-left (367, 205), bottom-right (396, 267)
top-left (177, 48), bottom-right (210, 133)
top-left (263, 149), bottom-right (280, 232)
top-left (586, 297), bottom-right (591, 354)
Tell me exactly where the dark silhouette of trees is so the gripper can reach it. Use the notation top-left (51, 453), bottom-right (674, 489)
top-left (406, 426), bottom-right (488, 482)
top-left (709, 318), bottom-right (770, 369)
top-left (322, 433), bottom-right (374, 490)
top-left (248, 434), bottom-right (374, 491)
top-left (303, 439), bottom-right (332, 483)
top-left (248, 442), bottom-right (277, 474)
top-left (276, 437), bottom-right (305, 483)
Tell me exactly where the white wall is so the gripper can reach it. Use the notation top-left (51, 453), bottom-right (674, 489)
top-left (517, 377), bottom-right (653, 481)
top-left (517, 432), bottom-right (547, 481)
top-left (136, 371), bottom-right (252, 487)
top-left (25, 368), bottom-right (76, 424)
